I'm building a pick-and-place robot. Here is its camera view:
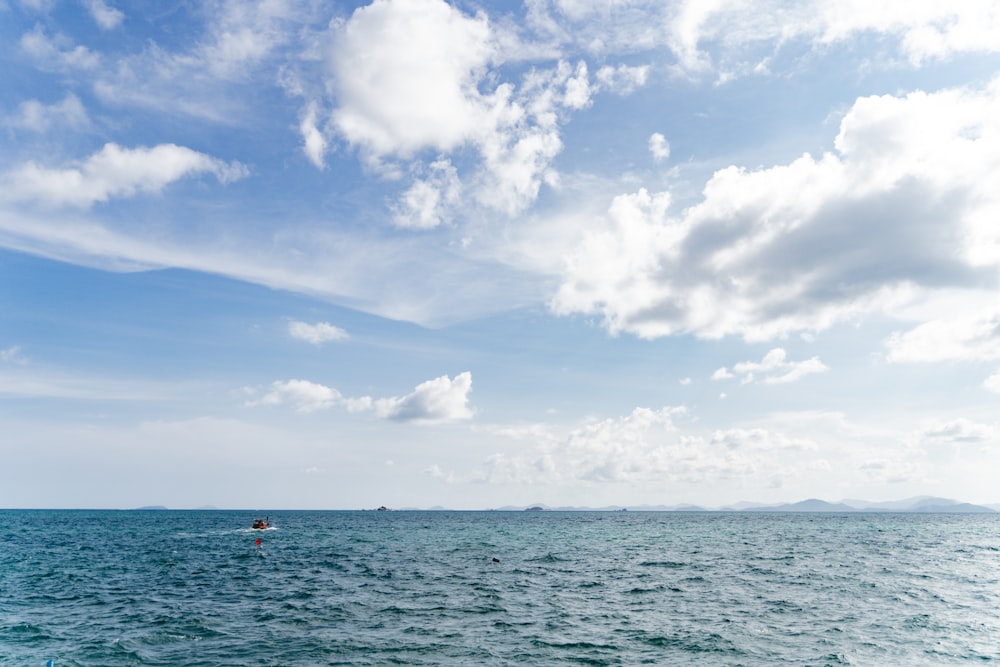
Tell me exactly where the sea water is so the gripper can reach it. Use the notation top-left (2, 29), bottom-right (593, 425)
top-left (1, 509), bottom-right (998, 665)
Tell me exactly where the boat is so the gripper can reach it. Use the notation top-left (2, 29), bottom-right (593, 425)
top-left (251, 516), bottom-right (270, 529)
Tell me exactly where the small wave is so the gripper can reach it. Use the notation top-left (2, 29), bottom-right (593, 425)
top-left (639, 560), bottom-right (686, 568)
top-left (527, 553), bottom-right (567, 563)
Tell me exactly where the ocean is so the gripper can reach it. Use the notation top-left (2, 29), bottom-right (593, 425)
top-left (1, 509), bottom-right (998, 665)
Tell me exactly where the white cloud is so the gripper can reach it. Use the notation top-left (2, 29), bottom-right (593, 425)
top-left (714, 348), bottom-right (829, 385)
top-left (815, 1), bottom-right (1000, 65)
top-left (85, 0), bottom-right (124, 30)
top-left (246, 372), bottom-right (474, 424)
top-left (562, 60), bottom-right (592, 109)
top-left (20, 25), bottom-right (100, 70)
top-left (478, 406), bottom-right (818, 486)
top-left (529, 2), bottom-right (1000, 82)
top-left (288, 320), bottom-right (348, 345)
top-left (648, 132), bottom-right (670, 162)
top-left (374, 371), bottom-right (474, 424)
top-left (1, 143), bottom-right (249, 208)
top-left (594, 64), bottom-right (649, 95)
top-left (392, 160), bottom-right (461, 230)
top-left (299, 102), bottom-right (327, 169)
top-left (6, 94), bottom-right (90, 133)
top-left (328, 0), bottom-right (498, 160)
top-left (320, 1), bottom-right (616, 219)
top-left (250, 379), bottom-right (341, 413)
top-left (886, 312), bottom-right (1000, 363)
top-left (553, 76), bottom-right (1000, 341)
top-left (985, 371), bottom-right (1000, 394)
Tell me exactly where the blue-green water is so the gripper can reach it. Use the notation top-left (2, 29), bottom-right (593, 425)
top-left (2, 510), bottom-right (999, 665)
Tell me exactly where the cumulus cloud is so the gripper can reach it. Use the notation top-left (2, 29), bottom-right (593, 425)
top-left (288, 321), bottom-right (348, 345)
top-left (328, 0), bottom-right (498, 160)
top-left (553, 76), bottom-right (1000, 341)
top-left (374, 372), bottom-right (473, 424)
top-left (245, 372), bottom-right (473, 424)
top-left (713, 348), bottom-right (828, 384)
top-left (0, 143), bottom-right (249, 208)
top-left (648, 132), bottom-right (670, 162)
top-left (315, 0), bottom-right (624, 220)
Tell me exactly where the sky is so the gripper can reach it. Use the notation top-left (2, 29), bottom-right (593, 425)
top-left (2, 0), bottom-right (1000, 510)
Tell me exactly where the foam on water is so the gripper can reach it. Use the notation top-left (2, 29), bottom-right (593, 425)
top-left (1, 510), bottom-right (999, 665)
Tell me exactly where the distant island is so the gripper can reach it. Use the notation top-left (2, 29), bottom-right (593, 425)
top-left (490, 496), bottom-right (997, 513)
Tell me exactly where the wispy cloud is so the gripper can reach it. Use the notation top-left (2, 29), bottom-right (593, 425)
top-left (886, 311), bottom-right (1000, 363)
top-left (288, 321), bottom-right (348, 345)
top-left (5, 94), bottom-right (90, 133)
top-left (713, 348), bottom-right (828, 385)
top-left (1, 143), bottom-right (248, 208)
top-left (84, 0), bottom-right (124, 30)
top-left (916, 418), bottom-right (999, 444)
top-left (1, 346), bottom-right (28, 365)
top-left (20, 25), bottom-right (100, 71)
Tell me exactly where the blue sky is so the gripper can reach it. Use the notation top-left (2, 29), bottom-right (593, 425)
top-left (3, 0), bottom-right (1000, 509)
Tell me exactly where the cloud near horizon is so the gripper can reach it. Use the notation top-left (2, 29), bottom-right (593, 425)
top-left (475, 406), bottom-right (820, 488)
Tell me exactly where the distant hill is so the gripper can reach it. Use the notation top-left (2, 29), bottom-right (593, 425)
top-left (747, 498), bottom-right (858, 512)
top-left (842, 496), bottom-right (996, 513)
top-left (485, 497), bottom-right (995, 513)
top-left (738, 497), bottom-right (994, 513)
